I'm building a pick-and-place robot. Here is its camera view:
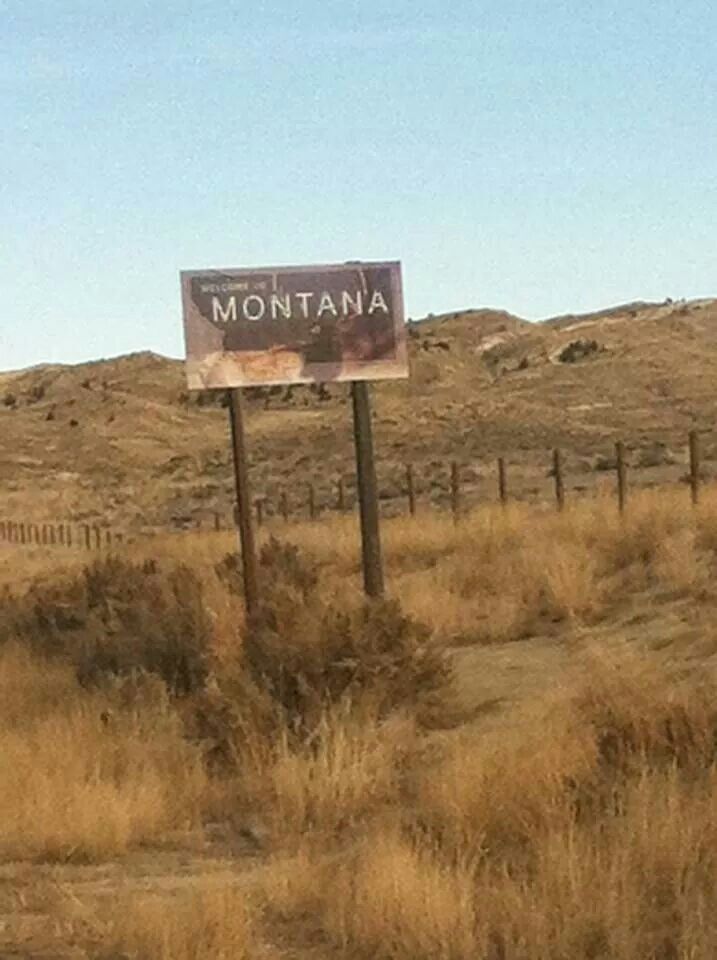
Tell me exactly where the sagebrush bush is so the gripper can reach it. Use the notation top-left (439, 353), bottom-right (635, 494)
top-left (214, 537), bottom-right (450, 740)
top-left (250, 599), bottom-right (446, 728)
top-left (2, 556), bottom-right (211, 694)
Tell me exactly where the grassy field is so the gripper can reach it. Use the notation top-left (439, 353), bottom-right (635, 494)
top-left (2, 487), bottom-right (717, 957)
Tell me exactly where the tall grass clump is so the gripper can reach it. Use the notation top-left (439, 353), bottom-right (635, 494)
top-left (303, 649), bottom-right (717, 960)
top-left (0, 644), bottom-right (207, 861)
top-left (104, 888), bottom-right (259, 960)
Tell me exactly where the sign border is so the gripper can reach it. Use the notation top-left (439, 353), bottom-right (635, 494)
top-left (180, 259), bottom-right (407, 390)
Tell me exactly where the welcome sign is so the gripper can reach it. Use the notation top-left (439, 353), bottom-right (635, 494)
top-left (180, 260), bottom-right (407, 389)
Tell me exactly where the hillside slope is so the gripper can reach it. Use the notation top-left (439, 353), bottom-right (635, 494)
top-left (1, 298), bottom-right (716, 529)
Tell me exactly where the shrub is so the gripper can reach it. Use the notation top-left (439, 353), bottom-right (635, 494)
top-left (248, 597), bottom-right (449, 737)
top-left (215, 536), bottom-right (318, 601)
top-left (3, 556), bottom-right (212, 695)
top-left (217, 537), bottom-right (450, 740)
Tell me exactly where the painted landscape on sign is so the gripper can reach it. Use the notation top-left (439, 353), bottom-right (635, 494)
top-left (181, 261), bottom-right (408, 389)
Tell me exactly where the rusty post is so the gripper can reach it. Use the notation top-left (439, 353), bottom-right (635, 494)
top-left (351, 381), bottom-right (385, 598)
top-left (450, 461), bottom-right (460, 523)
top-left (553, 449), bottom-right (565, 511)
top-left (616, 441), bottom-right (627, 515)
top-left (406, 464), bottom-right (416, 517)
top-left (58, 525), bottom-right (65, 546)
top-left (83, 524), bottom-right (91, 549)
top-left (93, 526), bottom-right (100, 549)
top-left (214, 512), bottom-right (221, 532)
top-left (498, 458), bottom-right (507, 505)
top-left (66, 526), bottom-right (73, 547)
top-left (20, 523), bottom-right (26, 545)
top-left (689, 430), bottom-right (700, 506)
top-left (228, 388), bottom-right (259, 618)
top-left (49, 525), bottom-right (56, 546)
top-left (41, 525), bottom-right (48, 545)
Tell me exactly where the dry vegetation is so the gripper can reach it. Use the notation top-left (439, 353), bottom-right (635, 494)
top-left (2, 296), bottom-right (717, 531)
top-left (3, 487), bottom-right (717, 956)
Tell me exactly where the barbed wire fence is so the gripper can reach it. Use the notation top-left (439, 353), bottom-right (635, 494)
top-left (0, 431), bottom-right (707, 553)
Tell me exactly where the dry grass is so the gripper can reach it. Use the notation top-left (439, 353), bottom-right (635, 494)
top-left (255, 707), bottom-right (415, 846)
top-left (263, 650), bottom-right (717, 960)
top-left (104, 887), bottom-right (261, 960)
top-left (3, 488), bottom-right (717, 955)
top-left (0, 644), bottom-right (207, 862)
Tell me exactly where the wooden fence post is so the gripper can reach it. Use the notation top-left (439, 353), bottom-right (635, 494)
top-left (214, 512), bottom-right (221, 532)
top-left (308, 483), bottom-right (316, 520)
top-left (337, 477), bottom-right (345, 513)
top-left (351, 381), bottom-right (385, 598)
top-left (498, 458), bottom-right (508, 505)
top-left (450, 461), bottom-right (460, 523)
top-left (689, 430), bottom-right (700, 506)
top-left (616, 441), bottom-right (627, 515)
top-left (406, 464), bottom-right (416, 517)
top-left (83, 524), bottom-right (91, 549)
top-left (255, 499), bottom-right (264, 527)
top-left (227, 387), bottom-right (259, 619)
top-left (553, 449), bottom-right (565, 511)
top-left (280, 491), bottom-right (289, 523)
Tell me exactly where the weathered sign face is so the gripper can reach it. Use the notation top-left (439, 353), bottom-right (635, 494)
top-left (180, 260), bottom-right (407, 389)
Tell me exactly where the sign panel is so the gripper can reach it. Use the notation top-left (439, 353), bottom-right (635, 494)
top-left (180, 260), bottom-right (407, 389)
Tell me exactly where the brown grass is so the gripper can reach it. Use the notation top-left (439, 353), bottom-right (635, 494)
top-left (3, 488), bottom-right (717, 956)
top-left (104, 887), bottom-right (261, 960)
top-left (0, 644), bottom-right (207, 862)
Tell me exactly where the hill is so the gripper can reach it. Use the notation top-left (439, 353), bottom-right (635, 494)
top-left (1, 298), bottom-right (716, 530)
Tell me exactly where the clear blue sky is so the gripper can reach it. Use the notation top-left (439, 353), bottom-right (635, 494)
top-left (2, 0), bottom-right (715, 370)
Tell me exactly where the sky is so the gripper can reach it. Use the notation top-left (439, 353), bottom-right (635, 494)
top-left (1, 0), bottom-right (715, 369)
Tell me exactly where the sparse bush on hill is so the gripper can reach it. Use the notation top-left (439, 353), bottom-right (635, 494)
top-left (558, 338), bottom-right (601, 363)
